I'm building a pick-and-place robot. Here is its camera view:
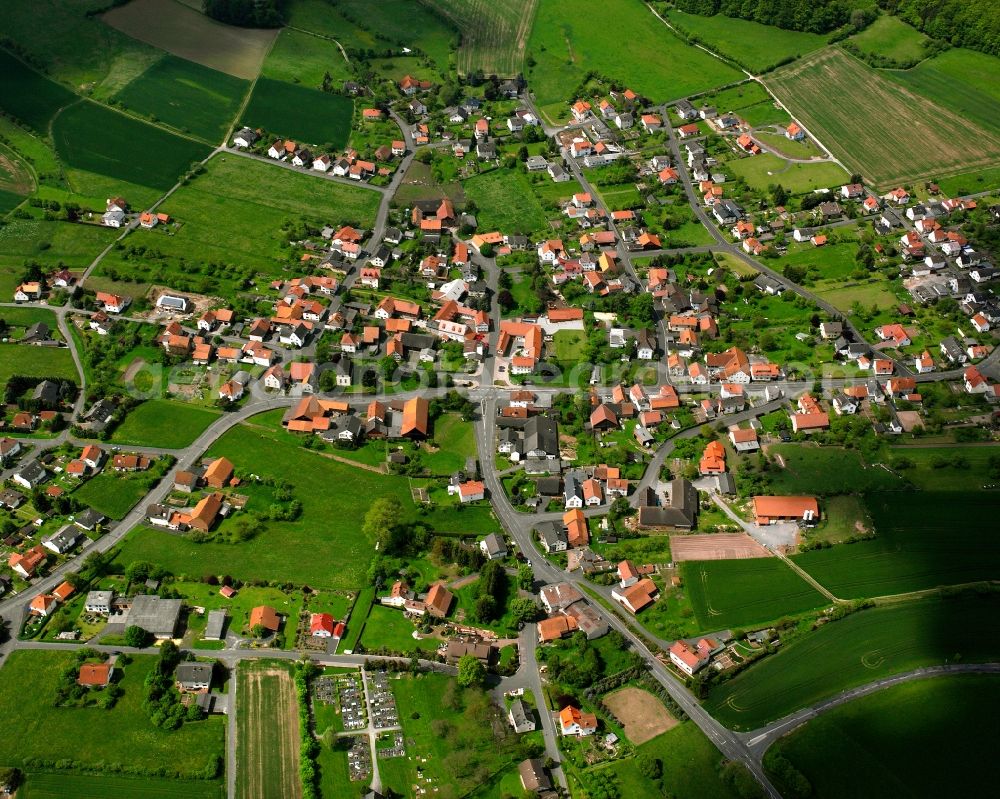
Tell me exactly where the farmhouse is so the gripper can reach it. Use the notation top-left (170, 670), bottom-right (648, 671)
top-left (559, 705), bottom-right (597, 736)
top-left (752, 496), bottom-right (819, 525)
top-left (611, 578), bottom-right (658, 614)
top-left (125, 595), bottom-right (183, 639)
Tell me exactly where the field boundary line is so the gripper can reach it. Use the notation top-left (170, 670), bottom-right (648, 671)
top-left (773, 550), bottom-right (839, 603)
top-left (223, 33), bottom-right (278, 147)
top-left (284, 25), bottom-right (351, 64)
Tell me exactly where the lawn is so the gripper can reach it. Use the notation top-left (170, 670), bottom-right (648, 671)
top-left (359, 604), bottom-right (440, 653)
top-left (113, 419), bottom-right (422, 588)
top-left (527, 0), bottom-right (742, 119)
top-left (2, 0), bottom-right (159, 94)
top-left (727, 153), bottom-right (849, 195)
top-left (111, 399), bottom-right (222, 449)
top-left (553, 329), bottom-right (586, 361)
top-left (753, 130), bottom-right (823, 159)
top-left (704, 594), bottom-right (1000, 730)
top-left (605, 721), bottom-right (743, 799)
top-left (18, 773), bottom-right (223, 799)
top-left (666, 10), bottom-right (828, 72)
top-left (0, 49), bottom-right (76, 131)
top-left (806, 494), bottom-right (870, 546)
top-left (176, 582), bottom-right (304, 648)
top-left (682, 558), bottom-right (828, 630)
top-left (52, 101), bottom-right (212, 191)
top-left (0, 342), bottom-right (78, 388)
top-left (236, 661), bottom-right (301, 799)
top-left (113, 55), bottom-right (250, 143)
top-left (764, 674), bottom-right (1000, 799)
top-left (429, 0), bottom-right (536, 76)
top-left (102, 0), bottom-right (278, 80)
top-left (423, 412), bottom-right (477, 474)
top-left (793, 491), bottom-right (1000, 599)
top-left (241, 78), bottom-right (353, 150)
top-left (72, 469), bottom-right (160, 519)
top-left (463, 168), bottom-right (550, 234)
top-left (0, 220), bottom-right (116, 278)
top-left (846, 15), bottom-right (930, 64)
top-left (0, 650), bottom-right (225, 776)
top-left (884, 46), bottom-right (1000, 137)
top-left (765, 444), bottom-right (904, 495)
top-left (765, 47), bottom-right (1000, 187)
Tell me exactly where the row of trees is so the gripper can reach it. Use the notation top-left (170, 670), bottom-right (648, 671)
top-left (203, 0), bottom-right (286, 28)
top-left (671, 0), bottom-right (863, 34)
top-left (884, 0), bottom-right (1000, 57)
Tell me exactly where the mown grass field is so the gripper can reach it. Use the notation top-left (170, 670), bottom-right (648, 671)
top-left (704, 594), bottom-right (1000, 729)
top-left (764, 674), bottom-right (1000, 799)
top-left (666, 10), bottom-right (828, 72)
top-left (242, 78), bottom-right (353, 149)
top-left (344, 0), bottom-right (457, 73)
top-left (463, 168), bottom-right (550, 234)
top-left (111, 399), bottom-right (221, 449)
top-left (236, 661), bottom-right (301, 799)
top-left (0, 49), bottom-right (76, 131)
top-left (114, 55), bottom-right (249, 143)
top-left (260, 28), bottom-right (353, 89)
top-left (606, 721), bottom-right (743, 799)
top-left (727, 152), bottom-right (848, 195)
top-left (884, 46), bottom-right (1000, 138)
top-left (286, 0), bottom-right (381, 50)
top-left (793, 491), bottom-right (1000, 599)
top-left (428, 0), bottom-right (536, 76)
top-left (682, 558), bottom-right (828, 630)
top-left (527, 0), bottom-right (741, 119)
top-left (846, 15), bottom-right (929, 63)
top-left (360, 604), bottom-right (440, 653)
top-left (53, 101), bottom-right (212, 191)
top-left (890, 445), bottom-right (1000, 490)
top-left (102, 0), bottom-right (278, 80)
top-left (0, 342), bottom-right (78, 388)
top-left (765, 47), bottom-right (1000, 187)
top-left (765, 444), bottom-right (904, 495)
top-left (815, 280), bottom-right (899, 312)
top-left (112, 418), bottom-right (417, 588)
top-left (93, 153), bottom-right (380, 297)
top-left (3, 0), bottom-right (159, 94)
top-left (72, 470), bottom-right (158, 519)
top-left (19, 772), bottom-right (224, 799)
top-left (0, 650), bottom-right (225, 775)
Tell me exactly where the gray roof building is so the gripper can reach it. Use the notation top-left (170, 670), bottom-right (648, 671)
top-left (126, 595), bottom-right (183, 639)
top-left (518, 759), bottom-right (552, 793)
top-left (175, 661), bottom-right (214, 691)
top-left (204, 609), bottom-right (228, 641)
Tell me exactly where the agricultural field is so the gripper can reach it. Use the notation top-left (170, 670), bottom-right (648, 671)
top-left (111, 400), bottom-right (222, 449)
top-left (0, 650), bottom-right (225, 776)
top-left (462, 168), bottom-right (551, 234)
top-left (793, 491), bottom-right (1000, 599)
top-left (0, 219), bottom-right (116, 288)
top-left (113, 56), bottom-right (249, 143)
top-left (704, 593), bottom-right (1000, 729)
top-left (3, 0), bottom-right (159, 95)
top-left (285, 0), bottom-right (381, 51)
top-left (682, 558), bottom-right (828, 630)
top-left (890, 445), bottom-right (1000, 491)
top-left (0, 142), bottom-right (34, 207)
top-left (52, 101), bottom-right (212, 191)
top-left (102, 0), bottom-right (278, 80)
top-left (0, 50), bottom-right (77, 132)
top-left (665, 9), bottom-right (828, 73)
top-left (236, 661), bottom-right (301, 799)
top-left (260, 28), bottom-right (353, 90)
top-left (727, 152), bottom-right (849, 195)
top-left (18, 772), bottom-right (223, 799)
top-left (846, 14), bottom-right (930, 64)
top-left (527, 0), bottom-right (741, 121)
top-left (884, 47), bottom-right (1000, 138)
top-left (241, 78), bottom-right (353, 149)
top-left (428, 0), bottom-right (537, 76)
top-left (765, 47), bottom-right (1000, 187)
top-left (764, 674), bottom-right (1000, 799)
top-left (111, 419), bottom-right (420, 588)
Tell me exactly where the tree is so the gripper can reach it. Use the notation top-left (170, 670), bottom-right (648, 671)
top-left (124, 625), bottom-right (150, 648)
top-left (510, 597), bottom-right (542, 624)
top-left (517, 563), bottom-right (534, 590)
top-left (637, 754), bottom-right (662, 779)
top-left (456, 654), bottom-right (486, 687)
top-left (364, 497), bottom-right (404, 553)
